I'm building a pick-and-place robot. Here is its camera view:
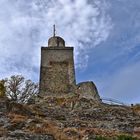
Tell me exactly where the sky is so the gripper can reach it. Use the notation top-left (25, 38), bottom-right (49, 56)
top-left (0, 0), bottom-right (140, 104)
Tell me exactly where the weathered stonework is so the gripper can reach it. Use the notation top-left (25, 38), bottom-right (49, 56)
top-left (76, 81), bottom-right (101, 102)
top-left (39, 34), bottom-right (101, 101)
top-left (39, 37), bottom-right (76, 96)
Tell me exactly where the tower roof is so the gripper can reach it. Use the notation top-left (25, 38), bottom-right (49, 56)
top-left (48, 36), bottom-right (65, 47)
top-left (48, 25), bottom-right (65, 47)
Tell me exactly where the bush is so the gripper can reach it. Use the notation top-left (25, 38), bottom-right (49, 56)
top-left (95, 135), bottom-right (135, 140)
top-left (95, 136), bottom-right (108, 140)
top-left (117, 135), bottom-right (135, 140)
top-left (0, 80), bottom-right (6, 97)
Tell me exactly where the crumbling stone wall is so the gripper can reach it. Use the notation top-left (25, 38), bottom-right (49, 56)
top-left (76, 81), bottom-right (101, 102)
top-left (39, 36), bottom-right (101, 101)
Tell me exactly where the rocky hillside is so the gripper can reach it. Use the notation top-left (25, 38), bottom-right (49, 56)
top-left (0, 95), bottom-right (140, 140)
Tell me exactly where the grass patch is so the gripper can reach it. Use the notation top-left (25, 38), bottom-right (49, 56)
top-left (117, 135), bottom-right (136, 140)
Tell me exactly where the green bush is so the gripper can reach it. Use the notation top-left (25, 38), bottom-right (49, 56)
top-left (95, 136), bottom-right (108, 140)
top-left (117, 135), bottom-right (135, 140)
top-left (95, 135), bottom-right (135, 140)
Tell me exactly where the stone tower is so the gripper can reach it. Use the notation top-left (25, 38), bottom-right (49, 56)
top-left (39, 26), bottom-right (76, 96)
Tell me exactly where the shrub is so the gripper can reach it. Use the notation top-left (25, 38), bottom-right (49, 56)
top-left (117, 135), bottom-right (135, 140)
top-left (95, 136), bottom-right (108, 140)
top-left (0, 80), bottom-right (6, 97)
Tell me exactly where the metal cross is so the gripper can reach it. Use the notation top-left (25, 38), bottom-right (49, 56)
top-left (53, 24), bottom-right (56, 37)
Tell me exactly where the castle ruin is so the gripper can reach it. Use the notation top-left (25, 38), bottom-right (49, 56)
top-left (39, 26), bottom-right (100, 101)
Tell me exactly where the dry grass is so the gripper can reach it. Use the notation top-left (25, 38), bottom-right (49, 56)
top-left (133, 104), bottom-right (140, 111)
top-left (25, 114), bottom-right (132, 140)
top-left (63, 127), bottom-right (129, 139)
top-left (0, 127), bottom-right (7, 135)
top-left (26, 118), bottom-right (69, 140)
top-left (8, 113), bottom-right (28, 123)
top-left (131, 104), bottom-right (140, 116)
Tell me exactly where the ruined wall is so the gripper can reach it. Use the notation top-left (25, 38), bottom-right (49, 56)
top-left (76, 81), bottom-right (101, 102)
top-left (40, 47), bottom-right (76, 95)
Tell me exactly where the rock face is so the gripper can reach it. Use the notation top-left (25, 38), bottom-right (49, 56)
top-left (0, 96), bottom-right (140, 140)
top-left (76, 81), bottom-right (100, 101)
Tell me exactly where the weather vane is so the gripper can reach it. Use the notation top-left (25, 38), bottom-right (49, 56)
top-left (53, 24), bottom-right (56, 37)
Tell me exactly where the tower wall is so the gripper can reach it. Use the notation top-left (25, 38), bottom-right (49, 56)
top-left (39, 47), bottom-right (76, 95)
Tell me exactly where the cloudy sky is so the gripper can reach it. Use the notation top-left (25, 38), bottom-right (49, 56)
top-left (0, 0), bottom-right (140, 104)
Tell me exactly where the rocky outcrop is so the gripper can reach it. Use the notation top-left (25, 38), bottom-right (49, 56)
top-left (0, 96), bottom-right (140, 140)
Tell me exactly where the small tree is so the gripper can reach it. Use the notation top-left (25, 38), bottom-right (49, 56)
top-left (4, 75), bottom-right (39, 103)
top-left (0, 80), bottom-right (6, 98)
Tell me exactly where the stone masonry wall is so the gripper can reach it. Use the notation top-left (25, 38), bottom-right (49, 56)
top-left (40, 47), bottom-right (76, 95)
top-left (76, 81), bottom-right (101, 102)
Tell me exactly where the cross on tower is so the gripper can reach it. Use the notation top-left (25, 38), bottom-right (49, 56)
top-left (53, 24), bottom-right (56, 37)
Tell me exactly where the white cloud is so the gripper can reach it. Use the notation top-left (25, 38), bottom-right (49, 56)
top-left (0, 0), bottom-right (112, 80)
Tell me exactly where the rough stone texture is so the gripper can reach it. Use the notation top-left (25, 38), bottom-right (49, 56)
top-left (1, 132), bottom-right (56, 140)
top-left (39, 47), bottom-right (76, 95)
top-left (134, 127), bottom-right (140, 137)
top-left (39, 36), bottom-right (101, 102)
top-left (0, 98), bottom-right (140, 140)
top-left (76, 81), bottom-right (100, 101)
